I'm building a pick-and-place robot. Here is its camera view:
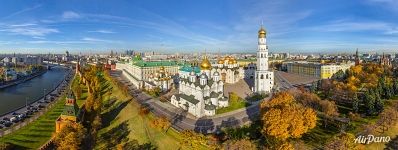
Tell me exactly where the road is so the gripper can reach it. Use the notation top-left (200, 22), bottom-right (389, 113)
top-left (274, 71), bottom-right (295, 90)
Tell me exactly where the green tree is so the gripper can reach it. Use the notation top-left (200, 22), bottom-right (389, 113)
top-left (352, 93), bottom-right (359, 113)
top-left (364, 90), bottom-right (375, 115)
top-left (374, 90), bottom-right (384, 114)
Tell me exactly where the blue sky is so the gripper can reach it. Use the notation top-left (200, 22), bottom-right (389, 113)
top-left (0, 0), bottom-right (398, 54)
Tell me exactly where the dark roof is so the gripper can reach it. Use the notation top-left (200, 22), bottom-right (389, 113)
top-left (205, 104), bottom-right (216, 110)
top-left (219, 97), bottom-right (228, 101)
top-left (178, 94), bottom-right (200, 104)
top-left (62, 102), bottom-right (79, 117)
top-left (210, 91), bottom-right (220, 98)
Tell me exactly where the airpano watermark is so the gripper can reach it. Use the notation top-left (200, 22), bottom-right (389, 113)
top-left (354, 135), bottom-right (391, 144)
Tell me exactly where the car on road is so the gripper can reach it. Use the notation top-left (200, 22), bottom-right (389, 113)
top-left (10, 117), bottom-right (18, 123)
top-left (3, 121), bottom-right (12, 127)
top-left (2, 117), bottom-right (10, 121)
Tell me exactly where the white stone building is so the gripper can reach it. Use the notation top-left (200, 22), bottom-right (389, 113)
top-left (171, 56), bottom-right (228, 118)
top-left (148, 66), bottom-right (174, 91)
top-left (211, 56), bottom-right (244, 84)
top-left (254, 25), bottom-right (274, 93)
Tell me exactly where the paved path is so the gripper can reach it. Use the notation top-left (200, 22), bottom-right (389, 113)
top-left (111, 70), bottom-right (269, 134)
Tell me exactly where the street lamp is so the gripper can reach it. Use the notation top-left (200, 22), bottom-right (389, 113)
top-left (25, 97), bottom-right (29, 108)
top-left (43, 88), bottom-right (47, 100)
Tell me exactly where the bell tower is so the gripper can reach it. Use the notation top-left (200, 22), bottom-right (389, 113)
top-left (255, 24), bottom-right (274, 93)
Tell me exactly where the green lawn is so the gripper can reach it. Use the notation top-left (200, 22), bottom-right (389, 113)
top-left (216, 100), bottom-right (250, 114)
top-left (71, 76), bottom-right (87, 108)
top-left (95, 73), bottom-right (201, 150)
top-left (0, 94), bottom-right (67, 149)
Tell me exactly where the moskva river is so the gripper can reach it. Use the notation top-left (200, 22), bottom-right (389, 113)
top-left (0, 67), bottom-right (68, 115)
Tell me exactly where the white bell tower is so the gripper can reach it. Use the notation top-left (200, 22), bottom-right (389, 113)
top-left (255, 25), bottom-right (274, 93)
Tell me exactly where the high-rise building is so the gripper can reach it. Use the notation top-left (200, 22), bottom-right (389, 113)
top-left (254, 25), bottom-right (274, 93)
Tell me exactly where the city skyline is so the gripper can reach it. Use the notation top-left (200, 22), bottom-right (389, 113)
top-left (0, 0), bottom-right (398, 54)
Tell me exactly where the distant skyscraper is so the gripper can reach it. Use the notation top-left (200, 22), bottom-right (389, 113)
top-left (254, 25), bottom-right (274, 93)
top-left (355, 48), bottom-right (361, 66)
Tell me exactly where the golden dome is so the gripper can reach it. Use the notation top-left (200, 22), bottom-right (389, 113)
top-left (233, 60), bottom-right (237, 64)
top-left (218, 59), bottom-right (224, 64)
top-left (258, 26), bottom-right (266, 38)
top-left (159, 66), bottom-right (165, 73)
top-left (200, 56), bottom-right (212, 70)
top-left (228, 60), bottom-right (234, 64)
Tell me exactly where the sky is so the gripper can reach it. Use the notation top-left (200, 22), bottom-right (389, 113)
top-left (0, 0), bottom-right (398, 54)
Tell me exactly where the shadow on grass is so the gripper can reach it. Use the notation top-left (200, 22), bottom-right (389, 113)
top-left (97, 120), bottom-right (156, 149)
top-left (98, 121), bottom-right (130, 148)
top-left (301, 121), bottom-right (340, 149)
top-left (101, 99), bottom-right (131, 127)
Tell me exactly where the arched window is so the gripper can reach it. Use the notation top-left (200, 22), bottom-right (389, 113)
top-left (260, 54), bottom-right (263, 58)
top-left (260, 74), bottom-right (264, 79)
top-left (266, 74), bottom-right (269, 79)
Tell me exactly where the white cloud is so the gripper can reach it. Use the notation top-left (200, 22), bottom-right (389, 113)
top-left (62, 11), bottom-right (80, 19)
top-left (88, 29), bottom-right (116, 34)
top-left (0, 24), bottom-right (59, 37)
top-left (81, 37), bottom-right (122, 43)
top-left (2, 4), bottom-right (42, 19)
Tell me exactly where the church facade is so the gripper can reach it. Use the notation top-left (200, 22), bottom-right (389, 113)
top-left (211, 56), bottom-right (244, 84)
top-left (254, 26), bottom-right (274, 93)
top-left (171, 56), bottom-right (229, 118)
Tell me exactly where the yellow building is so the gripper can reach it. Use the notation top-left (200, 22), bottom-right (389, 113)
top-left (285, 61), bottom-right (354, 79)
top-left (55, 92), bottom-right (79, 133)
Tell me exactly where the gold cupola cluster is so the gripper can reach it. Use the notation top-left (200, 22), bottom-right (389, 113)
top-left (258, 26), bottom-right (266, 38)
top-left (150, 66), bottom-right (170, 81)
top-left (218, 56), bottom-right (237, 65)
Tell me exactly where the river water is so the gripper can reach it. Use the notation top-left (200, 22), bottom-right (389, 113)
top-left (0, 67), bottom-right (69, 115)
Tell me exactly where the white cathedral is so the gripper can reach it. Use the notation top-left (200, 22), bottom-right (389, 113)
top-left (171, 25), bottom-right (273, 118)
top-left (255, 26), bottom-right (274, 93)
top-left (171, 56), bottom-right (229, 118)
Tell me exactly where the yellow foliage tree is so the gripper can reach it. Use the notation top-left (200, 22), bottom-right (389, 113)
top-left (260, 92), bottom-right (317, 141)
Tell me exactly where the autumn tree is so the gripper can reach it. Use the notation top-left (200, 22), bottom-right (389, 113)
top-left (320, 100), bottom-right (339, 128)
top-left (223, 138), bottom-right (257, 150)
top-left (179, 130), bottom-right (207, 149)
top-left (150, 116), bottom-right (171, 131)
top-left (324, 132), bottom-right (364, 150)
top-left (260, 92), bottom-right (317, 141)
top-left (54, 123), bottom-right (87, 150)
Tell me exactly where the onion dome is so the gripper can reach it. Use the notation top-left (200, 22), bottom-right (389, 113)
top-left (159, 66), bottom-right (165, 74)
top-left (200, 73), bottom-right (207, 79)
top-left (189, 70), bottom-right (196, 76)
top-left (258, 26), bottom-right (266, 38)
top-left (218, 59), bottom-right (224, 64)
top-left (200, 56), bottom-right (212, 70)
top-left (258, 26), bottom-right (267, 38)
